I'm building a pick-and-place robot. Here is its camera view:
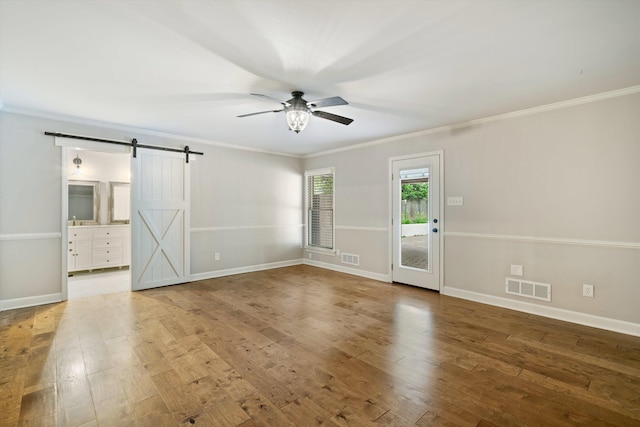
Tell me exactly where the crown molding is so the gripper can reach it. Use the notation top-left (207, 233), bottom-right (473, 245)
top-left (304, 85), bottom-right (640, 159)
top-left (3, 85), bottom-right (638, 160)
top-left (0, 106), bottom-right (301, 159)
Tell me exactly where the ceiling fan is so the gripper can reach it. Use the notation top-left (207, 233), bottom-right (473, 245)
top-left (237, 91), bottom-right (353, 133)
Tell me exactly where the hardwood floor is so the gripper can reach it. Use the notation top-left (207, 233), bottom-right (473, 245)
top-left (1, 265), bottom-right (639, 426)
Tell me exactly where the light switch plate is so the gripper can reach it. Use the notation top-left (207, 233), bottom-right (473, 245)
top-left (447, 196), bottom-right (464, 206)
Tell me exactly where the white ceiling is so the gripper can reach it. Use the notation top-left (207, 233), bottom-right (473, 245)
top-left (1, 1), bottom-right (639, 156)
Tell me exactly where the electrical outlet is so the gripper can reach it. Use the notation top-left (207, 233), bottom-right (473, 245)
top-left (583, 284), bottom-right (594, 298)
top-left (308, 253), bottom-right (312, 259)
top-left (510, 264), bottom-right (523, 276)
top-left (214, 252), bottom-right (220, 261)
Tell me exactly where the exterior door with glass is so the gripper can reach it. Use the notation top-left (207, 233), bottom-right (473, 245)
top-left (391, 154), bottom-right (441, 290)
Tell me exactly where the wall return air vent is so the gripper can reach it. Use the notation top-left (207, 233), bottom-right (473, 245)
top-left (505, 278), bottom-right (551, 302)
top-left (341, 253), bottom-right (360, 266)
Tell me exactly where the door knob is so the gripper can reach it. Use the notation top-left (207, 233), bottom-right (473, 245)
top-left (432, 228), bottom-right (438, 233)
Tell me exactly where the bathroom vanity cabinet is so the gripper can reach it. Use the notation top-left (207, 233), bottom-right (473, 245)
top-left (68, 225), bottom-right (131, 272)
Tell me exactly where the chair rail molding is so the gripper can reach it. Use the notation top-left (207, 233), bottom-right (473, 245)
top-left (0, 232), bottom-right (62, 241)
top-left (444, 231), bottom-right (640, 250)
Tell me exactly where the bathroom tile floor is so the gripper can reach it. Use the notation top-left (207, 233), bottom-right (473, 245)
top-left (67, 268), bottom-right (130, 299)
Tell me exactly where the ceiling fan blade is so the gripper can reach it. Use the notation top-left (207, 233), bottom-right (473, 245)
top-left (250, 93), bottom-right (290, 107)
top-left (237, 109), bottom-right (283, 118)
top-left (312, 110), bottom-right (354, 125)
top-left (307, 96), bottom-right (348, 109)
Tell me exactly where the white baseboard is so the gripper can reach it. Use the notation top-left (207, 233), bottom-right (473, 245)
top-left (442, 286), bottom-right (640, 337)
top-left (190, 259), bottom-right (303, 282)
top-left (303, 258), bottom-right (391, 283)
top-left (0, 293), bottom-right (63, 312)
top-left (7, 266), bottom-right (634, 338)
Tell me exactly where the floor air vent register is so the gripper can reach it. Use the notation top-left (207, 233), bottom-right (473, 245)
top-left (505, 278), bottom-right (551, 302)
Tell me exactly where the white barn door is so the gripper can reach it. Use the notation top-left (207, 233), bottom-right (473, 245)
top-left (131, 148), bottom-right (190, 290)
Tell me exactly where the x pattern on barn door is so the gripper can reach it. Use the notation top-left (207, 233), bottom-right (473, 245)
top-left (132, 148), bottom-right (190, 290)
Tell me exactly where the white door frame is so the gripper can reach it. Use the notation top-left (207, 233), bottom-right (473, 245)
top-left (388, 151), bottom-right (444, 290)
top-left (56, 137), bottom-right (131, 301)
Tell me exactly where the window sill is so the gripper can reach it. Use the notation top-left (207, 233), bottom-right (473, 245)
top-left (304, 246), bottom-right (337, 256)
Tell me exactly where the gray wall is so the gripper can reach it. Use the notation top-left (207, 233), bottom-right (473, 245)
top-left (189, 144), bottom-right (303, 275)
top-left (1, 90), bottom-right (638, 330)
top-left (0, 111), bottom-right (303, 305)
top-left (303, 91), bottom-right (640, 325)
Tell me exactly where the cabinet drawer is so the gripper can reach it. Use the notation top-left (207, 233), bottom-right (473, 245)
top-left (93, 239), bottom-right (123, 249)
top-left (92, 249), bottom-right (123, 268)
top-left (93, 247), bottom-right (123, 257)
top-left (93, 228), bottom-right (125, 239)
top-left (69, 228), bottom-right (93, 240)
top-left (92, 255), bottom-right (123, 268)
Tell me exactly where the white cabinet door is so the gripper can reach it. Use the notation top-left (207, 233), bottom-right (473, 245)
top-left (131, 148), bottom-right (190, 290)
top-left (75, 239), bottom-right (93, 270)
top-left (68, 228), bottom-right (93, 272)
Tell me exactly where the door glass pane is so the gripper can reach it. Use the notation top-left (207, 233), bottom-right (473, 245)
top-left (399, 168), bottom-right (429, 271)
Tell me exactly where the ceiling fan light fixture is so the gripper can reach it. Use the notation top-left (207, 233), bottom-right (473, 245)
top-left (286, 108), bottom-right (309, 133)
top-left (239, 90), bottom-right (351, 133)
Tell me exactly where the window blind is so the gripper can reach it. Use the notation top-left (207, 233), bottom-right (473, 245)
top-left (307, 173), bottom-right (334, 249)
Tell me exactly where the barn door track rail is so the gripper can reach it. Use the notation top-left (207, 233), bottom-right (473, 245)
top-left (45, 131), bottom-right (204, 163)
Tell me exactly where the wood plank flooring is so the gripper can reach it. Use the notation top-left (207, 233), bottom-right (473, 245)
top-left (1, 265), bottom-right (639, 426)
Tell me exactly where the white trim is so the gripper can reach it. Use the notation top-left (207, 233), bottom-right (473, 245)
top-left (61, 147), bottom-right (69, 301)
top-left (304, 246), bottom-right (336, 256)
top-left (467, 85), bottom-right (640, 127)
top-left (442, 286), bottom-right (640, 337)
top-left (444, 231), bottom-right (640, 250)
top-left (54, 135), bottom-right (132, 153)
top-left (4, 107), bottom-right (301, 158)
top-left (335, 226), bottom-right (388, 232)
top-left (7, 85), bottom-right (638, 159)
top-left (0, 293), bottom-right (62, 312)
top-left (305, 85), bottom-right (640, 159)
top-left (303, 258), bottom-right (390, 283)
top-left (191, 224), bottom-right (303, 232)
top-left (304, 167), bottom-right (334, 177)
top-left (0, 232), bottom-right (61, 241)
top-left (190, 259), bottom-right (303, 282)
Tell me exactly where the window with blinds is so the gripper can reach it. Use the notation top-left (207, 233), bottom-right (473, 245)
top-left (306, 170), bottom-right (334, 250)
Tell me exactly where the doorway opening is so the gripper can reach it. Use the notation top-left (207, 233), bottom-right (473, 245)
top-left (57, 133), bottom-right (194, 299)
top-left (65, 148), bottom-right (131, 299)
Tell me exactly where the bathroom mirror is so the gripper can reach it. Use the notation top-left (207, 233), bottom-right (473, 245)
top-left (68, 180), bottom-right (99, 225)
top-left (109, 182), bottom-right (130, 224)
